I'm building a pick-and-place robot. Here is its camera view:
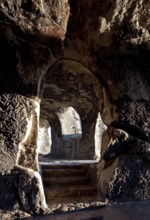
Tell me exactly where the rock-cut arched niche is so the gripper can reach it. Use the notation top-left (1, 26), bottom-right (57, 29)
top-left (56, 106), bottom-right (82, 159)
top-left (57, 106), bottom-right (82, 140)
top-left (37, 119), bottom-right (51, 156)
top-left (40, 60), bottom-right (106, 160)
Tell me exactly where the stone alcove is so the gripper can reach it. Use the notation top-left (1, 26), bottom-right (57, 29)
top-left (39, 60), bottom-right (106, 160)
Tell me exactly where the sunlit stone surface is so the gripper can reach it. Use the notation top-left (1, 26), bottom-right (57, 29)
top-left (38, 119), bottom-right (51, 155)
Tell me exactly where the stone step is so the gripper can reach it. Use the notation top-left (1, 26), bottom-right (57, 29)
top-left (41, 163), bottom-right (97, 203)
top-left (41, 164), bottom-right (85, 170)
top-left (42, 168), bottom-right (87, 178)
top-left (43, 176), bottom-right (90, 187)
top-left (47, 196), bottom-right (101, 206)
top-left (45, 185), bottom-right (98, 199)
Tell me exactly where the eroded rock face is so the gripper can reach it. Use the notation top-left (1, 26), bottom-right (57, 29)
top-left (0, 93), bottom-right (49, 214)
top-left (97, 53), bottom-right (150, 202)
top-left (0, 1), bottom-right (62, 213)
top-left (0, 0), bottom-right (70, 40)
top-left (0, 0), bottom-right (149, 216)
top-left (0, 93), bottom-right (35, 173)
top-left (65, 0), bottom-right (149, 63)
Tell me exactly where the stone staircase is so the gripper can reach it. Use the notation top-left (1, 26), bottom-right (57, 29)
top-left (41, 164), bottom-right (98, 204)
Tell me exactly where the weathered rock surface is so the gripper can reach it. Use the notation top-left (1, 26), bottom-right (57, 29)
top-left (0, 25), bottom-right (53, 97)
top-left (0, 0), bottom-right (70, 40)
top-left (0, 3), bottom-right (55, 213)
top-left (0, 93), bottom-right (49, 215)
top-left (0, 0), bottom-right (149, 216)
top-left (0, 93), bottom-right (36, 173)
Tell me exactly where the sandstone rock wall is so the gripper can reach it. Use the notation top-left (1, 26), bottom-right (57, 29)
top-left (0, 0), bottom-right (67, 215)
top-left (64, 0), bottom-right (150, 203)
top-left (0, 0), bottom-right (149, 216)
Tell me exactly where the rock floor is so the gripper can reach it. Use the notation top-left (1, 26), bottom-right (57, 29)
top-left (23, 200), bottom-right (150, 220)
top-left (48, 200), bottom-right (106, 213)
top-left (39, 159), bottom-right (99, 166)
top-left (1, 160), bottom-right (149, 219)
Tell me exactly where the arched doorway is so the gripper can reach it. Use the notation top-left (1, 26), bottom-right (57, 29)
top-left (39, 60), bottom-right (105, 160)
